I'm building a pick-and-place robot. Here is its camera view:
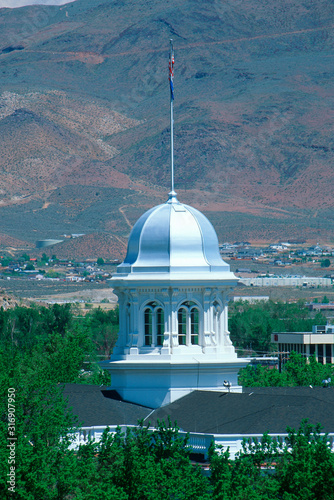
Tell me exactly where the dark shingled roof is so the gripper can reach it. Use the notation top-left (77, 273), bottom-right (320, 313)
top-left (149, 387), bottom-right (334, 435)
top-left (62, 384), bottom-right (151, 427)
top-left (61, 385), bottom-right (334, 435)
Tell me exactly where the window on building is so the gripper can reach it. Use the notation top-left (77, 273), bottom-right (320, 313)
top-left (156, 308), bottom-right (164, 346)
top-left (326, 344), bottom-right (332, 364)
top-left (144, 308), bottom-right (153, 346)
top-left (212, 300), bottom-right (221, 340)
top-left (126, 302), bottom-right (131, 337)
top-left (178, 308), bottom-right (187, 345)
top-left (191, 308), bottom-right (199, 345)
top-left (143, 302), bottom-right (164, 347)
top-left (177, 301), bottom-right (199, 346)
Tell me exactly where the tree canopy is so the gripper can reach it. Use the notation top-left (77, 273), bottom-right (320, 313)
top-left (239, 351), bottom-right (334, 387)
top-left (229, 299), bottom-right (327, 355)
top-left (2, 301), bottom-right (334, 498)
top-left (209, 420), bottom-right (334, 500)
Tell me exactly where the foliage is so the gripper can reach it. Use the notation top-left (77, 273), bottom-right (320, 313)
top-left (97, 257), bottom-right (105, 265)
top-left (276, 420), bottom-right (334, 500)
top-left (3, 302), bottom-right (334, 498)
top-left (0, 344), bottom-right (79, 499)
top-left (1, 300), bottom-right (334, 498)
top-left (239, 352), bottom-right (334, 387)
top-left (229, 300), bottom-right (327, 354)
top-left (0, 302), bottom-right (118, 498)
top-left (0, 303), bottom-right (115, 388)
top-left (73, 419), bottom-right (210, 500)
top-left (0, 257), bottom-right (10, 267)
top-left (0, 303), bottom-right (73, 348)
top-left (321, 258), bottom-right (331, 268)
top-left (45, 270), bottom-right (62, 278)
top-left (209, 420), bottom-right (334, 500)
top-left (82, 307), bottom-right (119, 357)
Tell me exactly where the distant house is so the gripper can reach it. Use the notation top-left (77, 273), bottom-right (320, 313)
top-left (268, 243), bottom-right (289, 251)
top-left (65, 274), bottom-right (84, 282)
top-left (306, 245), bottom-right (323, 256)
top-left (236, 249), bottom-right (262, 259)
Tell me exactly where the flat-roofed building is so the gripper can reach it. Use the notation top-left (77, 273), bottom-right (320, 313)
top-left (272, 324), bottom-right (334, 364)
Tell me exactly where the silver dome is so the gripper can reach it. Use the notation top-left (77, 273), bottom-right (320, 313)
top-left (117, 194), bottom-right (230, 275)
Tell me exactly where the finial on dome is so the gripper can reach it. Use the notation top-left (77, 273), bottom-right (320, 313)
top-left (167, 190), bottom-right (178, 204)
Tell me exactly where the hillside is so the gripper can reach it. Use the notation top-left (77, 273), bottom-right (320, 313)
top-left (0, 0), bottom-right (333, 256)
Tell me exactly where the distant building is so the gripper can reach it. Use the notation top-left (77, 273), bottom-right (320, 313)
top-left (233, 296), bottom-right (270, 303)
top-left (240, 277), bottom-right (332, 287)
top-left (272, 324), bottom-right (334, 364)
top-left (236, 249), bottom-right (262, 259)
top-left (306, 245), bottom-right (323, 256)
top-left (307, 303), bottom-right (334, 311)
top-left (65, 274), bottom-right (84, 282)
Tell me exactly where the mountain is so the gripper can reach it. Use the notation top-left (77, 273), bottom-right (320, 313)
top-left (0, 0), bottom-right (333, 257)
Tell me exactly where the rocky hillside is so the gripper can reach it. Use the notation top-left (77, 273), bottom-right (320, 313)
top-left (0, 0), bottom-right (333, 256)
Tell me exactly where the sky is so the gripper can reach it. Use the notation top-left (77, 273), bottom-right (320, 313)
top-left (0, 0), bottom-right (74, 7)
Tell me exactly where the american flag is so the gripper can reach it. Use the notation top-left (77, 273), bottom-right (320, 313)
top-left (169, 41), bottom-right (174, 100)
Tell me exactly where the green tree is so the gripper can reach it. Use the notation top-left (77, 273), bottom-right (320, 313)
top-left (276, 420), bottom-right (334, 499)
top-left (97, 257), bottom-right (105, 266)
top-left (69, 419), bottom-right (210, 499)
top-left (41, 253), bottom-right (49, 263)
top-left (239, 352), bottom-right (334, 387)
top-left (320, 258), bottom-right (331, 268)
top-left (0, 345), bottom-right (79, 499)
top-left (229, 300), bottom-right (327, 354)
top-left (209, 420), bottom-right (334, 500)
top-left (209, 433), bottom-right (280, 499)
top-left (83, 307), bottom-right (119, 357)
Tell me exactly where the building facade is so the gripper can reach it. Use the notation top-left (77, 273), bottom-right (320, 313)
top-left (272, 324), bottom-right (334, 364)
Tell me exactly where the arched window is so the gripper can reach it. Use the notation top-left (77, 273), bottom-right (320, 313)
top-left (178, 308), bottom-right (187, 345)
top-left (126, 302), bottom-right (131, 338)
top-left (177, 301), bottom-right (199, 346)
top-left (212, 300), bottom-right (220, 339)
top-left (191, 307), bottom-right (199, 345)
top-left (143, 302), bottom-right (165, 347)
top-left (144, 308), bottom-right (153, 346)
top-left (156, 307), bottom-right (164, 346)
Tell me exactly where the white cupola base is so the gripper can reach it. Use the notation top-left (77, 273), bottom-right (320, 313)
top-left (104, 358), bottom-right (248, 408)
top-left (102, 194), bottom-right (249, 408)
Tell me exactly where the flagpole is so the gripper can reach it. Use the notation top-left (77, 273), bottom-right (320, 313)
top-left (170, 76), bottom-right (174, 194)
top-left (169, 39), bottom-right (176, 199)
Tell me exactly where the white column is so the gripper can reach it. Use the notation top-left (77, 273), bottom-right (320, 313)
top-left (171, 288), bottom-right (179, 349)
top-left (161, 288), bottom-right (171, 354)
top-left (129, 289), bottom-right (139, 355)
